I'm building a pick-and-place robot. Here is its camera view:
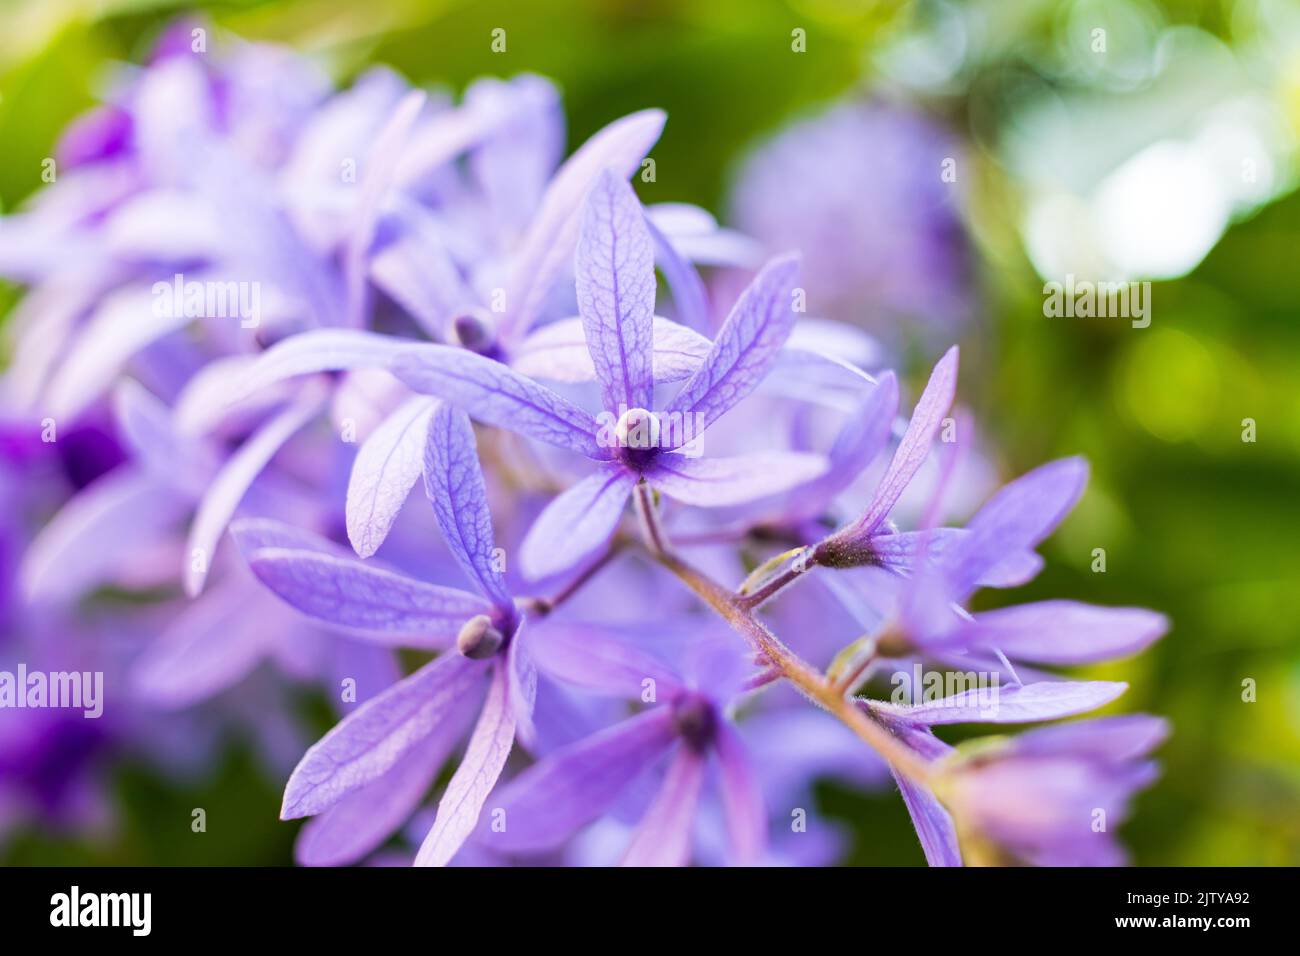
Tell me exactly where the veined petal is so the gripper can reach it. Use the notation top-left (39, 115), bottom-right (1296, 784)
top-left (232, 329), bottom-right (410, 405)
top-left (246, 547), bottom-right (490, 643)
top-left (621, 744), bottom-right (706, 866)
top-left (346, 396), bottom-right (438, 558)
top-left (519, 464), bottom-right (636, 580)
top-left (415, 665), bottom-right (517, 866)
top-left (575, 169), bottom-right (656, 413)
top-left (487, 708), bottom-right (678, 853)
top-left (295, 707), bottom-right (472, 867)
top-left (510, 315), bottom-right (710, 385)
top-left (422, 405), bottom-right (512, 607)
top-left (502, 109), bottom-right (666, 343)
top-left (282, 652), bottom-right (488, 818)
top-left (389, 343), bottom-right (609, 459)
top-left (648, 451), bottom-right (828, 507)
top-left (663, 254), bottom-right (801, 445)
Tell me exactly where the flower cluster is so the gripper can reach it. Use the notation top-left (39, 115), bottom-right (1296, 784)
top-left (0, 24), bottom-right (1168, 865)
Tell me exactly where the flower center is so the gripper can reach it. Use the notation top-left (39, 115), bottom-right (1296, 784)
top-left (451, 309), bottom-right (498, 356)
top-left (671, 693), bottom-right (717, 752)
top-left (456, 614), bottom-right (504, 660)
top-left (613, 407), bottom-right (662, 470)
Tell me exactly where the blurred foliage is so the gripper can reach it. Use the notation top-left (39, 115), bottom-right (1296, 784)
top-left (1, 0), bottom-right (1297, 865)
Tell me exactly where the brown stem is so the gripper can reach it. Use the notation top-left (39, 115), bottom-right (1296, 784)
top-left (655, 550), bottom-right (934, 787)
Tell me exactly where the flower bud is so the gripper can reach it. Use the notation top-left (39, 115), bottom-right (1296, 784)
top-left (456, 614), bottom-right (503, 660)
top-left (451, 309), bottom-right (496, 354)
top-left (614, 407), bottom-right (660, 450)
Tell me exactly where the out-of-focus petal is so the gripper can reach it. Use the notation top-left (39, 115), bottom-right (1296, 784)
top-left (487, 708), bottom-right (678, 854)
top-left (518, 465), bottom-right (635, 580)
top-left (648, 451), bottom-right (827, 507)
top-left (620, 744), bottom-right (706, 866)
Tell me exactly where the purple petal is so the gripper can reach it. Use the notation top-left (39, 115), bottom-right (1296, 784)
top-left (295, 712), bottom-right (469, 867)
top-left (518, 465), bottom-right (636, 580)
top-left (620, 745), bottom-right (705, 866)
top-left (502, 109), bottom-right (666, 343)
top-left (345, 395), bottom-right (436, 561)
top-left (964, 601), bottom-right (1168, 665)
top-left (282, 652), bottom-right (488, 818)
top-left (506, 624), bottom-right (538, 748)
top-left (1013, 714), bottom-right (1171, 764)
top-left (842, 346), bottom-right (959, 540)
top-left (230, 517), bottom-right (353, 556)
top-left (185, 383), bottom-right (327, 596)
top-left (575, 169), bottom-right (656, 414)
top-left (870, 680), bottom-right (1128, 726)
top-left (713, 721), bottom-right (766, 866)
top-left (487, 708), bottom-right (678, 853)
top-left (389, 344), bottom-right (609, 459)
top-left (896, 771), bottom-right (962, 867)
top-left (345, 90), bottom-right (426, 328)
top-left (21, 468), bottom-right (189, 603)
top-left (647, 216), bottom-right (710, 331)
top-left (246, 548), bottom-right (490, 643)
top-left (510, 315), bottom-right (710, 385)
top-left (44, 284), bottom-right (192, 419)
top-left (528, 622), bottom-right (685, 697)
top-left (663, 254), bottom-right (801, 443)
top-left (369, 206), bottom-right (476, 337)
top-left (131, 583), bottom-right (277, 709)
top-left (415, 664), bottom-right (517, 866)
top-left (943, 457), bottom-right (1089, 600)
top-left (648, 451), bottom-right (828, 506)
top-left (421, 404), bottom-right (511, 607)
top-left (346, 396), bottom-right (437, 559)
top-left (233, 329), bottom-right (410, 405)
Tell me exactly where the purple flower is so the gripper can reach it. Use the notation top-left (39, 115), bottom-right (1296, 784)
top-left (728, 101), bottom-right (972, 345)
top-left (391, 170), bottom-right (827, 580)
top-left (941, 715), bottom-right (1170, 865)
top-left (241, 404), bottom-right (543, 866)
top-left (480, 635), bottom-right (765, 866)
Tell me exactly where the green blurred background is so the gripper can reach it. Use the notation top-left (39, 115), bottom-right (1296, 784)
top-left (1, 0), bottom-right (1297, 865)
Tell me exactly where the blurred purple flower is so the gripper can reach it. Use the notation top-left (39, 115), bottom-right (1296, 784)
top-left (728, 101), bottom-right (972, 344)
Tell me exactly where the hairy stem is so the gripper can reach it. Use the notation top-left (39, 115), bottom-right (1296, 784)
top-left (654, 549), bottom-right (935, 787)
